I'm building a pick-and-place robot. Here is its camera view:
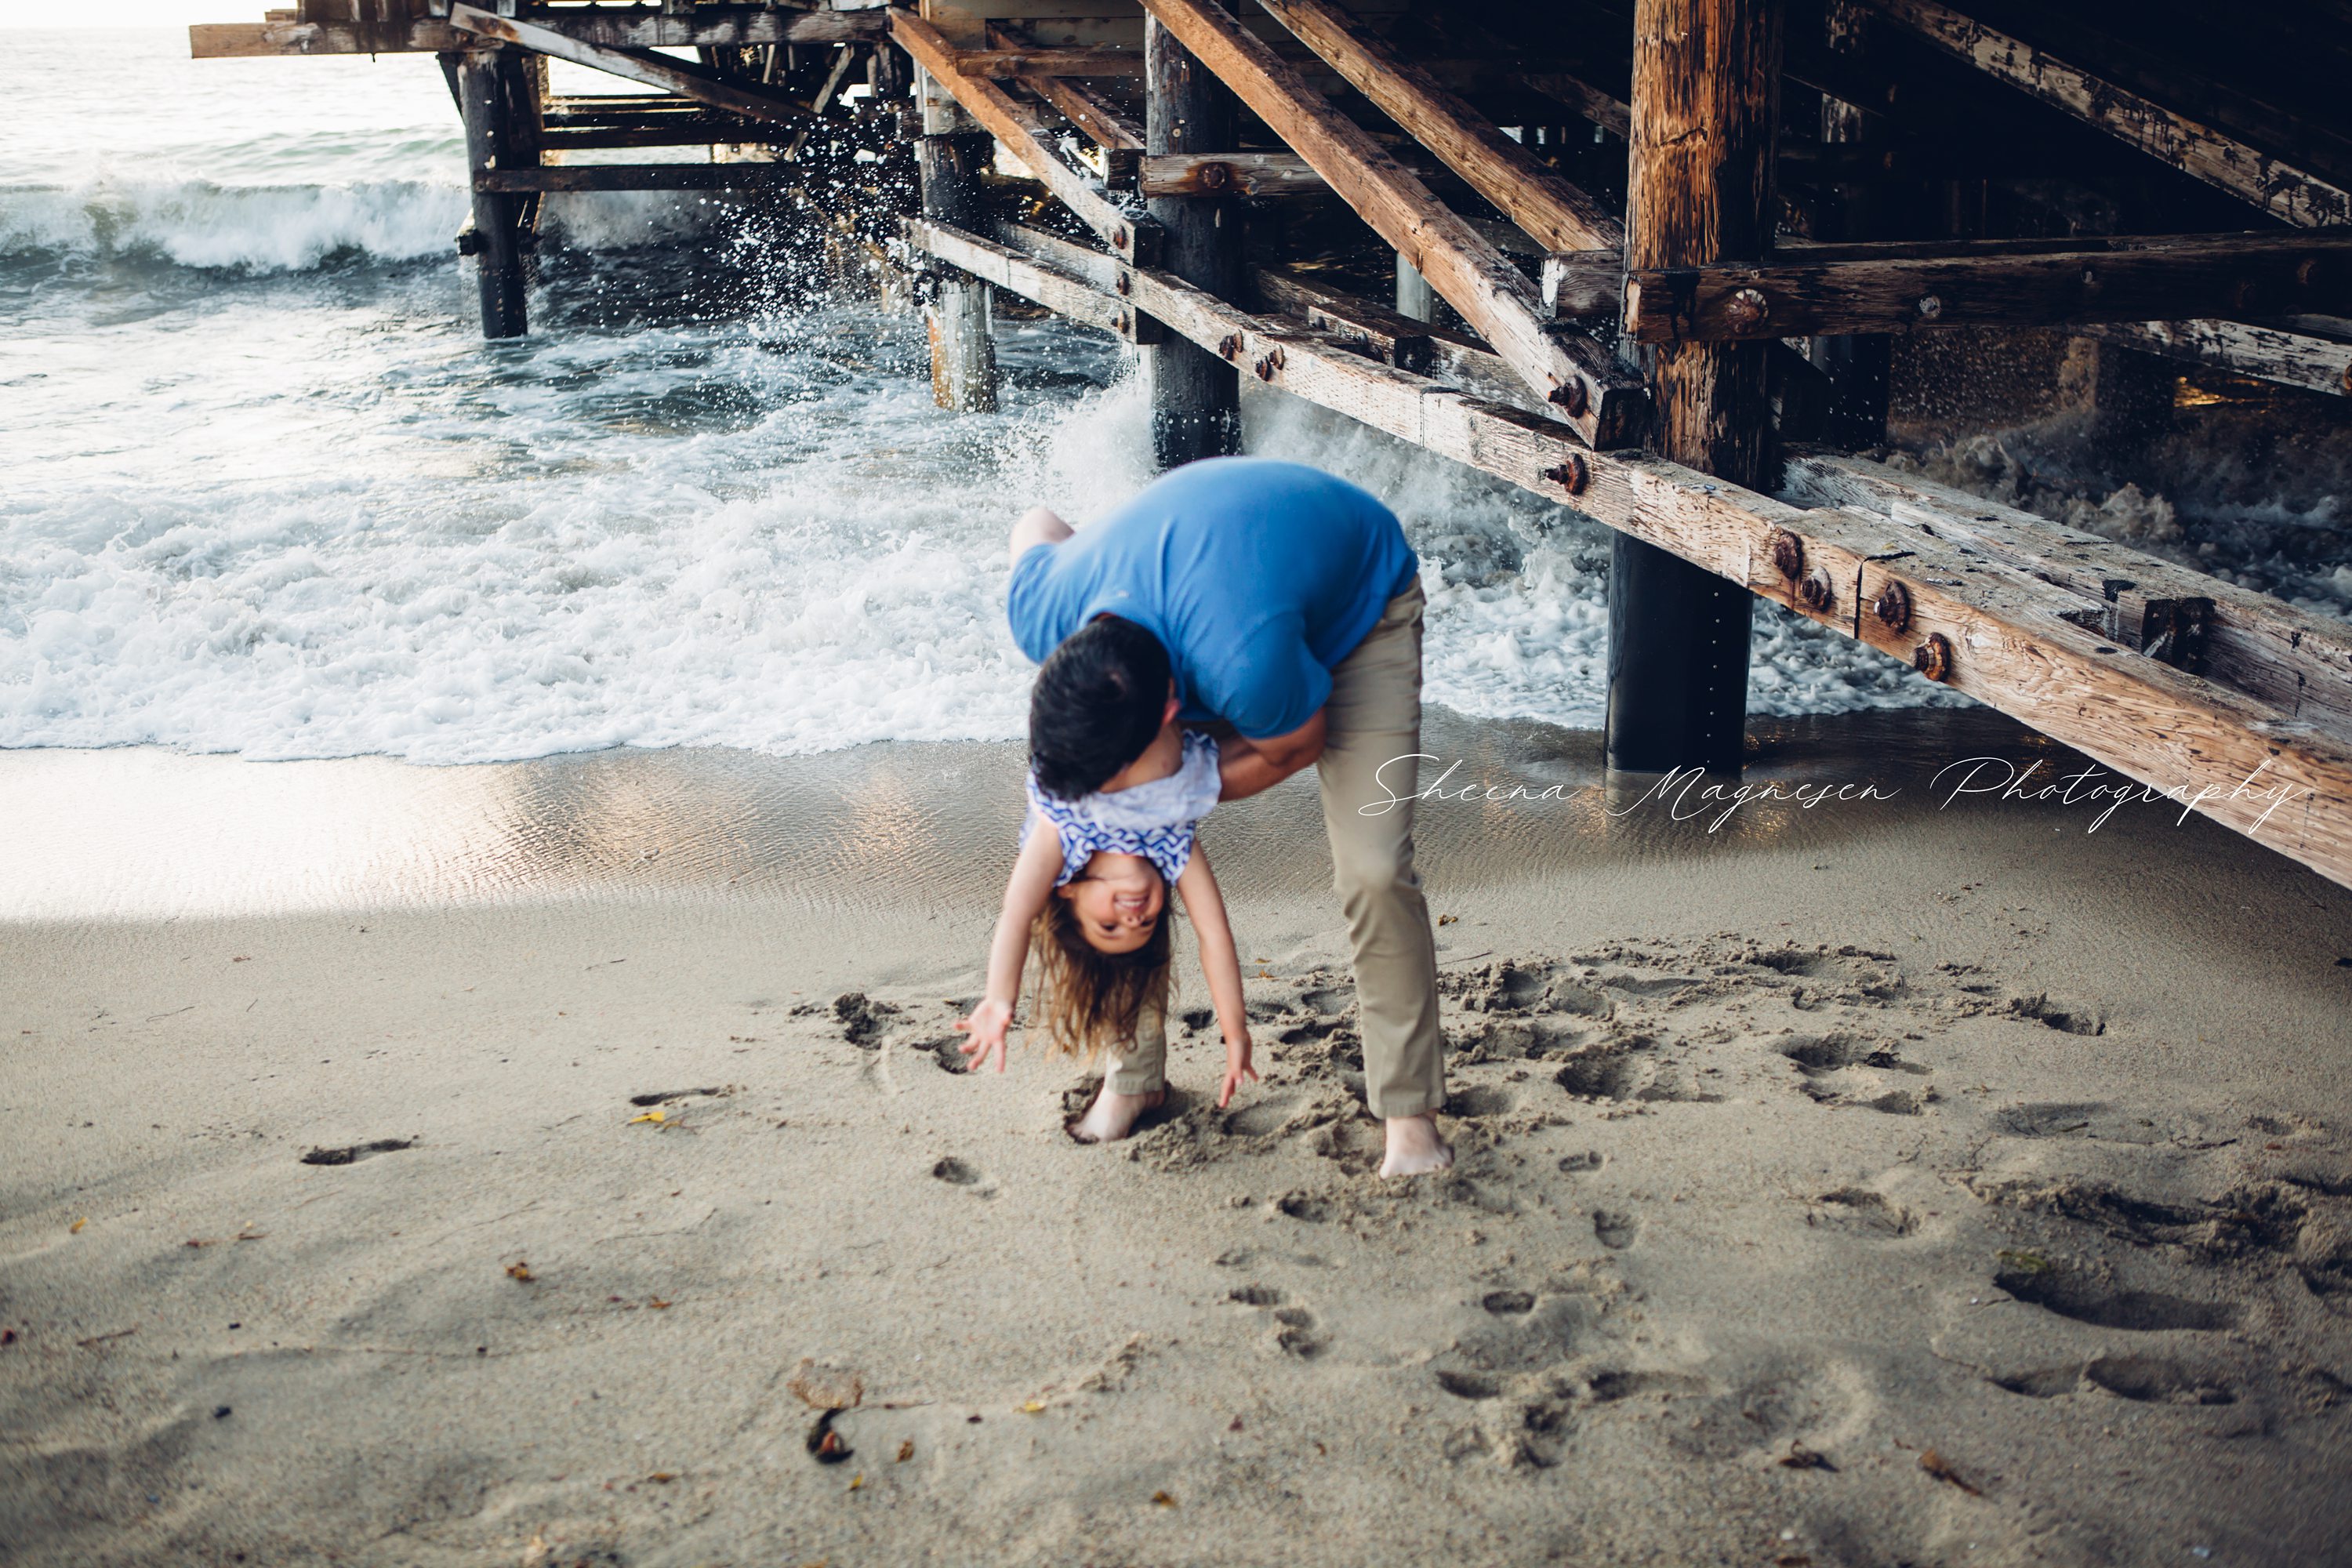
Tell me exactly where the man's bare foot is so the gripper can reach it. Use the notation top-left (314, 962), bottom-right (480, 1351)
top-left (1067, 1083), bottom-right (1166, 1145)
top-left (1380, 1112), bottom-right (1454, 1178)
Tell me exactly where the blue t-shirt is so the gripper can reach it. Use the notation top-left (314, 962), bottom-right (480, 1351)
top-left (1007, 458), bottom-right (1420, 739)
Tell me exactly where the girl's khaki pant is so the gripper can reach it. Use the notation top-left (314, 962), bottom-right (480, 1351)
top-left (1105, 583), bottom-right (1446, 1120)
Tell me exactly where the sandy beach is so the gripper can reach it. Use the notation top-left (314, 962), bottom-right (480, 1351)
top-left (5, 710), bottom-right (2350, 1566)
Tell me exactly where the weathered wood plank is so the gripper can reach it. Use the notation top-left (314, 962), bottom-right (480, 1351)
top-left (893, 9), bottom-right (1152, 260)
top-left (2075, 320), bottom-right (2352, 401)
top-left (1624, 233), bottom-right (2352, 343)
top-left (192, 7), bottom-right (878, 57)
top-left (447, 6), bottom-right (813, 125)
top-left (1134, 0), bottom-right (1642, 445)
top-left (538, 124), bottom-right (771, 151)
top-left (904, 217), bottom-right (1137, 337)
top-left (1864, 0), bottom-right (2352, 228)
top-left (904, 214), bottom-right (2352, 887)
top-left (1250, 0), bottom-right (1624, 254)
top-left (1249, 265), bottom-right (1551, 416)
top-left (1780, 450), bottom-right (2352, 742)
top-left (476, 164), bottom-right (790, 194)
top-left (955, 48), bottom-right (1142, 77)
top-left (1138, 151), bottom-right (1323, 198)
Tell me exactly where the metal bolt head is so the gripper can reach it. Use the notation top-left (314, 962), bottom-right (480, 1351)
top-left (1218, 334), bottom-right (1243, 361)
top-left (1915, 294), bottom-right (1944, 320)
top-left (1769, 529), bottom-right (1805, 579)
top-left (1548, 379), bottom-right (1590, 416)
top-left (1798, 567), bottom-right (1835, 613)
top-left (1199, 161), bottom-right (1232, 192)
top-left (1116, 271), bottom-right (1131, 296)
top-left (2340, 360), bottom-right (2352, 396)
top-left (1913, 633), bottom-right (1954, 682)
top-left (1873, 579), bottom-right (1912, 632)
top-left (1725, 287), bottom-right (1770, 329)
top-left (1541, 455), bottom-right (1590, 495)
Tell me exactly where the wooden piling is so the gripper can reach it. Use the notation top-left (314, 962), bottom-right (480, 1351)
top-left (1394, 254), bottom-right (1434, 322)
top-left (1143, 16), bottom-right (1240, 469)
top-left (456, 45), bottom-right (532, 338)
top-left (1807, 0), bottom-right (1889, 447)
top-left (1606, 0), bottom-right (1783, 775)
top-left (918, 132), bottom-right (1000, 413)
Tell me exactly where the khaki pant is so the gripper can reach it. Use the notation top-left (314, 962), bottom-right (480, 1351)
top-left (1105, 583), bottom-right (1446, 1119)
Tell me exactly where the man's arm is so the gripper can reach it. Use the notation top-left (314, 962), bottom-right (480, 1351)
top-left (1218, 710), bottom-right (1327, 800)
top-left (1008, 506), bottom-right (1073, 569)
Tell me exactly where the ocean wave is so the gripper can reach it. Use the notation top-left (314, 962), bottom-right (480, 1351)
top-left (0, 176), bottom-right (720, 273)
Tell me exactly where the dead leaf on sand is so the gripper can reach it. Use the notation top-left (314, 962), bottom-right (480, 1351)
top-left (1151, 1490), bottom-right (1178, 1508)
top-left (788, 1358), bottom-right (865, 1411)
top-left (647, 1472), bottom-right (675, 1483)
top-left (807, 1410), bottom-right (853, 1465)
top-left (1918, 1448), bottom-right (1983, 1496)
top-left (626, 1109), bottom-right (666, 1126)
top-left (69, 1218), bottom-right (86, 1235)
top-left (847, 1473), bottom-right (865, 1492)
top-left (1778, 1441), bottom-right (1835, 1471)
top-left (896, 1440), bottom-right (914, 1462)
top-left (506, 1262), bottom-right (535, 1283)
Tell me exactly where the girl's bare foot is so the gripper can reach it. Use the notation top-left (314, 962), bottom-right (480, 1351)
top-left (1380, 1112), bottom-right (1454, 1178)
top-left (1067, 1083), bottom-right (1166, 1144)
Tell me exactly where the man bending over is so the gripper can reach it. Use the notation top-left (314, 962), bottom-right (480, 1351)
top-left (1007, 456), bottom-right (1452, 1178)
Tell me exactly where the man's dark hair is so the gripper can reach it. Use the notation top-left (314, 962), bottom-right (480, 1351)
top-left (1029, 616), bottom-right (1171, 800)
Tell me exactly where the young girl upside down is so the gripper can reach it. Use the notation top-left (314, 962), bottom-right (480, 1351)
top-left (956, 709), bottom-right (1254, 1143)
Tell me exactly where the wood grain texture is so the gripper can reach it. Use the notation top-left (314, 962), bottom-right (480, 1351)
top-left (893, 9), bottom-right (1150, 259)
top-left (1139, 152), bottom-right (1323, 197)
top-left (954, 48), bottom-right (1141, 77)
top-left (2075, 320), bottom-right (2352, 401)
top-left (1865, 0), bottom-right (2352, 227)
top-left (1134, 0), bottom-right (1642, 445)
top-left (1251, 0), bottom-right (1624, 252)
top-left (1624, 233), bottom-right (2352, 342)
top-left (902, 212), bottom-right (2352, 886)
top-left (448, 7), bottom-right (812, 125)
top-left (1780, 451), bottom-right (2352, 742)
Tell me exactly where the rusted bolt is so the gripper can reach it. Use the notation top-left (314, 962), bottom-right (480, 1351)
top-left (1915, 294), bottom-right (1944, 320)
top-left (1253, 346), bottom-right (1286, 381)
top-left (1112, 225), bottom-right (1128, 250)
top-left (1913, 633), bottom-right (1954, 682)
top-left (1872, 579), bottom-right (1912, 632)
top-left (1548, 379), bottom-right (1590, 416)
top-left (1724, 287), bottom-right (1770, 329)
top-left (1115, 270), bottom-right (1132, 297)
top-left (2297, 256), bottom-right (2325, 289)
top-left (2340, 359), bottom-right (2352, 396)
top-left (1769, 529), bottom-right (1805, 580)
top-left (1218, 334), bottom-right (1243, 361)
top-left (1541, 454), bottom-right (1590, 495)
top-left (1198, 161), bottom-right (1233, 192)
top-left (1798, 568), bottom-right (1835, 613)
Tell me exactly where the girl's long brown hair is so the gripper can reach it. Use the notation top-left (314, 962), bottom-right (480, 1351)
top-left (1027, 893), bottom-right (1174, 1060)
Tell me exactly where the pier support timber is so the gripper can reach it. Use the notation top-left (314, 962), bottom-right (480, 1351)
top-left (918, 132), bottom-right (1000, 413)
top-left (1394, 254), bottom-right (1434, 322)
top-left (1606, 0), bottom-right (1781, 775)
top-left (1144, 16), bottom-right (1241, 469)
top-left (455, 45), bottom-right (534, 339)
top-left (1807, 0), bottom-right (1890, 448)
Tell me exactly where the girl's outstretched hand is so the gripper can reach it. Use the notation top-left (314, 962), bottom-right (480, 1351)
top-left (1218, 1033), bottom-right (1258, 1109)
top-left (955, 999), bottom-right (1014, 1073)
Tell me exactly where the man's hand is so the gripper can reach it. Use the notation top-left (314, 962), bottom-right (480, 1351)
top-left (1218, 1032), bottom-right (1258, 1109)
top-left (955, 999), bottom-right (1015, 1073)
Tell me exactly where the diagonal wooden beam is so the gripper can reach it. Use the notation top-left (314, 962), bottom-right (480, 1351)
top-left (903, 213), bottom-right (2352, 889)
top-left (1251, 0), bottom-right (1622, 253)
top-left (2074, 319), bottom-right (2352, 402)
top-left (1863, 0), bottom-right (2352, 228)
top-left (953, 49), bottom-right (1142, 78)
top-left (447, 5), bottom-right (812, 125)
top-left (892, 10), bottom-right (1152, 260)
top-left (987, 25), bottom-right (1145, 152)
top-left (1134, 0), bottom-right (1642, 445)
top-left (1623, 231), bottom-right (2352, 341)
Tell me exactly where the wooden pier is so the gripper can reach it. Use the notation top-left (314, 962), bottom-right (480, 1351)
top-left (194, 2), bottom-right (2352, 890)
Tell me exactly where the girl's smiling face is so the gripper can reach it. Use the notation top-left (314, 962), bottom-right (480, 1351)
top-left (1056, 851), bottom-right (1165, 953)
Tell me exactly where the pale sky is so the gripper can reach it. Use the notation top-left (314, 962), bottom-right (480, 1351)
top-left (5, 0), bottom-right (222, 24)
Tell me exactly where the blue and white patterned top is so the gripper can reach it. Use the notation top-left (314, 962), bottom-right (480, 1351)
top-left (1025, 730), bottom-right (1222, 887)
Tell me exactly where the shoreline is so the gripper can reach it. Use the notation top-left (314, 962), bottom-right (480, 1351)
top-left (5, 708), bottom-right (2350, 1565)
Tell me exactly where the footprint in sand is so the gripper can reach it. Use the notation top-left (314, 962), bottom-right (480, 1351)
top-left (1993, 1265), bottom-right (2238, 1332)
top-left (1592, 1209), bottom-right (1639, 1250)
top-left (299, 1138), bottom-right (416, 1167)
top-left (1446, 1084), bottom-right (1518, 1120)
top-left (1992, 1354), bottom-right (2236, 1405)
top-left (1808, 1187), bottom-right (1915, 1237)
top-left (931, 1156), bottom-right (993, 1196)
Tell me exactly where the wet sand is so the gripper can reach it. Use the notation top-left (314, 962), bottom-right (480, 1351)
top-left (4, 710), bottom-right (2350, 1566)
